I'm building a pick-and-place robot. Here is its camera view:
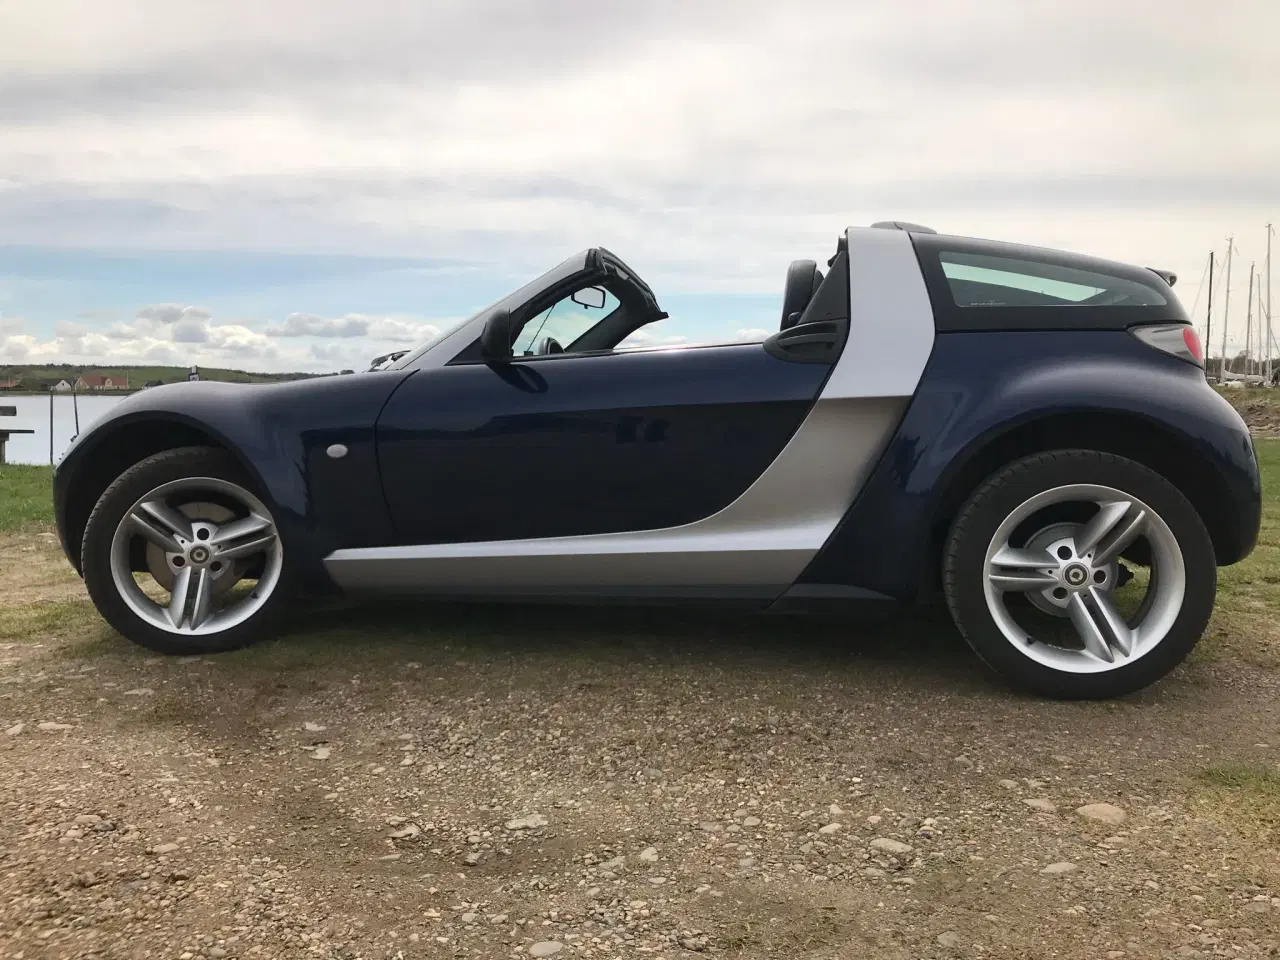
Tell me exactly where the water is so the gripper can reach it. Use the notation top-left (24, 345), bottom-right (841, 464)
top-left (0, 394), bottom-right (127, 465)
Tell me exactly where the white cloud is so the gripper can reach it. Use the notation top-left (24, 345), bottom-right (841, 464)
top-left (136, 303), bottom-right (211, 325)
top-left (144, 341), bottom-right (181, 364)
top-left (54, 319), bottom-right (88, 337)
top-left (266, 312), bottom-right (370, 338)
top-left (735, 328), bottom-right (769, 342)
top-left (264, 311), bottom-right (440, 343)
top-left (0, 334), bottom-right (32, 359)
top-left (171, 318), bottom-right (208, 342)
top-left (366, 317), bottom-right (439, 343)
top-left (0, 0), bottom-right (1277, 363)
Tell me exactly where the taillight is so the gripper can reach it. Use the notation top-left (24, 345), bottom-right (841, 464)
top-left (1130, 323), bottom-right (1204, 368)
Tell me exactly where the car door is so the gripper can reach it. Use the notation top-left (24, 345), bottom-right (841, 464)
top-left (376, 340), bottom-right (831, 546)
top-left (375, 264), bottom-right (835, 547)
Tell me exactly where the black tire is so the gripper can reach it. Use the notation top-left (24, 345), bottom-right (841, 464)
top-left (81, 446), bottom-right (293, 655)
top-left (942, 450), bottom-right (1217, 699)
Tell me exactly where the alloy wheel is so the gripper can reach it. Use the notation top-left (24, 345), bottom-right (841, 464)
top-left (982, 484), bottom-right (1186, 674)
top-left (108, 476), bottom-right (284, 636)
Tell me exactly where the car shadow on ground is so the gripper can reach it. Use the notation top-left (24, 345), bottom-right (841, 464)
top-left (178, 593), bottom-right (1015, 701)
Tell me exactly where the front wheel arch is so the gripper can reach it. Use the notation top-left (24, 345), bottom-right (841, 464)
top-left (59, 417), bottom-right (265, 574)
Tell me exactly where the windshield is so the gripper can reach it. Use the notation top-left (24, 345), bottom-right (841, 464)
top-left (388, 251), bottom-right (591, 369)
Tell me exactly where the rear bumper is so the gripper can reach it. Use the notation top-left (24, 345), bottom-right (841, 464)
top-left (1225, 431), bottom-right (1263, 565)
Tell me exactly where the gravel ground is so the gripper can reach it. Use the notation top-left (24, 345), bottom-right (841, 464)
top-left (2, 533), bottom-right (1280, 960)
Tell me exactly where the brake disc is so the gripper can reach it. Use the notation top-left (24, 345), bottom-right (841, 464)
top-left (1022, 521), bottom-right (1120, 619)
top-left (144, 501), bottom-right (243, 598)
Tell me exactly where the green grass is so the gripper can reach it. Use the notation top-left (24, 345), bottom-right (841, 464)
top-left (1207, 439), bottom-right (1280, 665)
top-left (1200, 762), bottom-right (1280, 792)
top-left (0, 464), bottom-right (54, 532)
top-left (1195, 762), bottom-right (1280, 847)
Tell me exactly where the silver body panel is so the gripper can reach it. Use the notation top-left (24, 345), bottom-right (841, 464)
top-left (324, 226), bottom-right (938, 596)
top-left (325, 396), bottom-right (907, 593)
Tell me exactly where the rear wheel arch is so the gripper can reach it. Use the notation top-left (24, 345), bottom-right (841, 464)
top-left (927, 412), bottom-right (1239, 578)
top-left (60, 417), bottom-right (264, 572)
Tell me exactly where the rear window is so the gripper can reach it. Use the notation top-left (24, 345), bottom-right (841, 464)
top-left (940, 251), bottom-right (1167, 308)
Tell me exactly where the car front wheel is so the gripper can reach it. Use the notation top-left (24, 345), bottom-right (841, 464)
top-left (81, 446), bottom-right (291, 655)
top-left (943, 449), bottom-right (1217, 699)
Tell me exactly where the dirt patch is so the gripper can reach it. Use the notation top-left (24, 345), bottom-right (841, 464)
top-left (1221, 387), bottom-right (1280, 438)
top-left (0, 532), bottom-right (85, 605)
top-left (2, 593), bottom-right (1280, 959)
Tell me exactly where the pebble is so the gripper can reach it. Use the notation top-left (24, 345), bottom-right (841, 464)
top-left (505, 813), bottom-right (548, 830)
top-left (600, 856), bottom-right (625, 871)
top-left (937, 932), bottom-right (963, 948)
top-left (1076, 803), bottom-right (1126, 825)
top-left (303, 721), bottom-right (326, 732)
top-left (529, 941), bottom-right (564, 957)
top-left (1023, 798), bottom-right (1057, 813)
top-left (463, 852), bottom-right (481, 866)
top-left (5, 722), bottom-right (25, 736)
top-left (150, 843), bottom-right (180, 855)
top-left (123, 688), bottom-right (154, 696)
top-left (818, 823), bottom-right (842, 835)
top-left (310, 746), bottom-right (331, 760)
top-left (638, 846), bottom-right (659, 862)
top-left (461, 912), bottom-right (477, 923)
top-left (869, 838), bottom-right (913, 856)
top-left (699, 821), bottom-right (721, 832)
top-left (1041, 861), bottom-right (1077, 875)
top-left (388, 824), bottom-right (420, 839)
top-left (743, 816), bottom-right (761, 828)
top-left (998, 779), bottom-right (1019, 790)
top-left (37, 721), bottom-right (73, 731)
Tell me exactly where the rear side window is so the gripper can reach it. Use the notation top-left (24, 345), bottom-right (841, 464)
top-left (939, 251), bottom-right (1167, 308)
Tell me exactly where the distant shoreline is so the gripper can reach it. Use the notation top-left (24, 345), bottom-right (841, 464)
top-left (0, 391), bottom-right (139, 397)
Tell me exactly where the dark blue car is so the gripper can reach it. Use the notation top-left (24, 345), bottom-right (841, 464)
top-left (53, 222), bottom-right (1262, 699)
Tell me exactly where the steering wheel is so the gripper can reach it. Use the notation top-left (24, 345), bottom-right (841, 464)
top-left (538, 336), bottom-right (564, 356)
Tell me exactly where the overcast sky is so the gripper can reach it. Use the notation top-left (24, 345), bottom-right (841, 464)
top-left (1, 0), bottom-right (1278, 373)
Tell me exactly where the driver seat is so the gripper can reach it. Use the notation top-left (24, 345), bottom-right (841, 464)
top-left (780, 260), bottom-right (824, 330)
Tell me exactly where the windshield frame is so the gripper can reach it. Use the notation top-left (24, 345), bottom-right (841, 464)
top-left (388, 250), bottom-right (592, 370)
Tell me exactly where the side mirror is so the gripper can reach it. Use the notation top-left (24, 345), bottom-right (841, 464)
top-left (571, 286), bottom-right (607, 309)
top-left (479, 307), bottom-right (514, 361)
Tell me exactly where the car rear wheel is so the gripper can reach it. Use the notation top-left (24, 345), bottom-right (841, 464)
top-left (81, 447), bottom-right (291, 655)
top-left (943, 450), bottom-right (1216, 699)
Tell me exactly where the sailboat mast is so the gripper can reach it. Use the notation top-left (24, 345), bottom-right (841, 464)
top-left (1205, 250), bottom-right (1214, 364)
top-left (1246, 263), bottom-right (1255, 376)
top-left (1221, 237), bottom-right (1234, 380)
top-left (1267, 223), bottom-right (1274, 384)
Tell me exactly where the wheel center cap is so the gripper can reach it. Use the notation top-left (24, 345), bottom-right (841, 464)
top-left (189, 545), bottom-right (211, 564)
top-left (1063, 563), bottom-right (1089, 587)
